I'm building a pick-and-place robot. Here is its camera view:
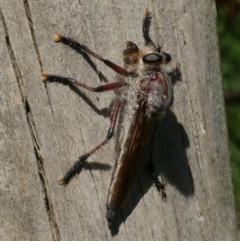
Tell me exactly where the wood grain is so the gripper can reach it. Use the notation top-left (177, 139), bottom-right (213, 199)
top-left (0, 0), bottom-right (238, 240)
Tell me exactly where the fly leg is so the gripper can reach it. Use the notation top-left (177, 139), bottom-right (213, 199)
top-left (168, 63), bottom-right (182, 84)
top-left (56, 99), bottom-right (121, 185)
top-left (42, 73), bottom-right (124, 92)
top-left (143, 8), bottom-right (158, 51)
top-left (53, 34), bottom-right (129, 77)
top-left (143, 9), bottom-right (172, 64)
top-left (149, 126), bottom-right (167, 201)
top-left (149, 161), bottom-right (167, 201)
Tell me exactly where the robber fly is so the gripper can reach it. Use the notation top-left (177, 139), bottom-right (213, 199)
top-left (42, 9), bottom-right (181, 224)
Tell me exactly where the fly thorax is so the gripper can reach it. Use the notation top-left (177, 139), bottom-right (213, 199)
top-left (146, 72), bottom-right (173, 116)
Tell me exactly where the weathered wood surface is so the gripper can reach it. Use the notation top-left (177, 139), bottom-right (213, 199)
top-left (0, 0), bottom-right (239, 240)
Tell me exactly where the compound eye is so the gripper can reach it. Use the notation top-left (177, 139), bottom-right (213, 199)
top-left (142, 53), bottom-right (162, 64)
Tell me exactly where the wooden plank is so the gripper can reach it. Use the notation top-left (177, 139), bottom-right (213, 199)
top-left (0, 2), bottom-right (54, 241)
top-left (0, 0), bottom-right (238, 240)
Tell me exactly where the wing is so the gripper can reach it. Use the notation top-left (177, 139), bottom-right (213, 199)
top-left (107, 100), bottom-right (158, 209)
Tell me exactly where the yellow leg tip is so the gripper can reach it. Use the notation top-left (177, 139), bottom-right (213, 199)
top-left (41, 72), bottom-right (49, 82)
top-left (144, 8), bottom-right (150, 16)
top-left (54, 33), bottom-right (62, 42)
top-left (58, 177), bottom-right (67, 186)
top-left (175, 63), bottom-right (181, 68)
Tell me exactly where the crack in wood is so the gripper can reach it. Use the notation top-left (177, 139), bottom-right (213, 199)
top-left (22, 0), bottom-right (55, 115)
top-left (0, 9), bottom-right (26, 104)
top-left (1, 7), bottom-right (61, 241)
top-left (25, 100), bottom-right (61, 241)
top-left (23, 0), bottom-right (43, 71)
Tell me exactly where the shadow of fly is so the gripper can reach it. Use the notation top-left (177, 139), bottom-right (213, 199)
top-left (42, 9), bottom-right (181, 225)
